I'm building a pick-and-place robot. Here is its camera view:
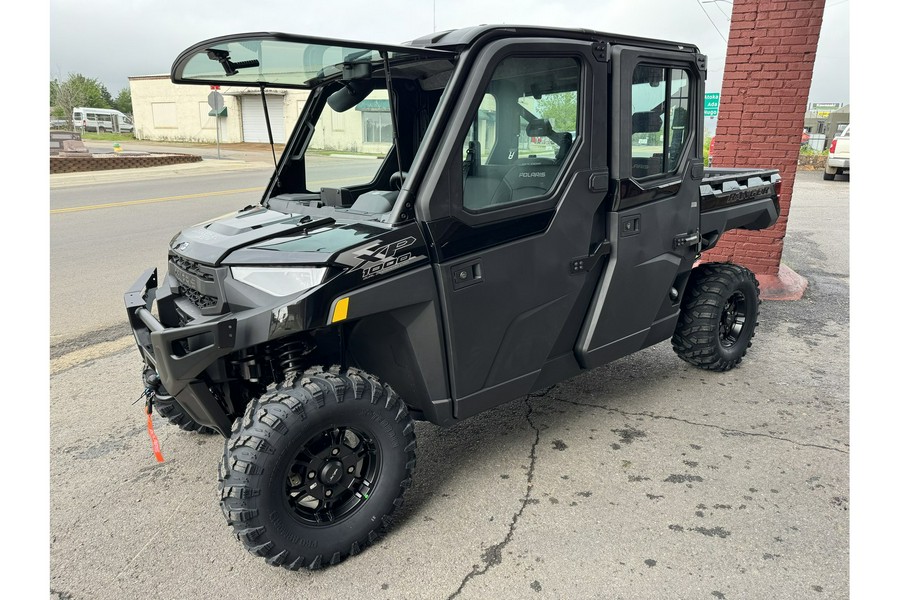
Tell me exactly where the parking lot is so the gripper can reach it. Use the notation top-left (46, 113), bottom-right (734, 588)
top-left (49, 170), bottom-right (848, 599)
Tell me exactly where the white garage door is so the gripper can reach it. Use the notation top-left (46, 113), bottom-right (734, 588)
top-left (241, 94), bottom-right (286, 143)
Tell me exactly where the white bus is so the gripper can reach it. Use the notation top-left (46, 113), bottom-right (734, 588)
top-left (72, 107), bottom-right (134, 133)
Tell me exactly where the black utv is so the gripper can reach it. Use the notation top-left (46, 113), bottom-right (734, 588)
top-left (125, 25), bottom-right (781, 570)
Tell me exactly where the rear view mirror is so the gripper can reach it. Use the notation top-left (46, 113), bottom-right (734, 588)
top-left (327, 79), bottom-right (374, 113)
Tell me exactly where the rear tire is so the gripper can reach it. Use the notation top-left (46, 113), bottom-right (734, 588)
top-left (672, 263), bottom-right (760, 371)
top-left (219, 367), bottom-right (416, 570)
top-left (823, 170), bottom-right (836, 180)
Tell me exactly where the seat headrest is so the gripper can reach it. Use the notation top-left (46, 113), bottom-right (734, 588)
top-left (632, 111), bottom-right (662, 133)
top-left (525, 118), bottom-right (554, 137)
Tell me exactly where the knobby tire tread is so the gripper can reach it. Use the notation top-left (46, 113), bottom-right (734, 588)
top-left (218, 366), bottom-right (416, 570)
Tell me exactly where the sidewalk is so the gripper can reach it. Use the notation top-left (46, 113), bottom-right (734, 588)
top-left (49, 156), bottom-right (271, 189)
top-left (50, 139), bottom-right (277, 189)
top-left (82, 139), bottom-right (283, 163)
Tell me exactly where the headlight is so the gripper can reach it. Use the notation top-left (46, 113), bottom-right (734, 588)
top-left (230, 266), bottom-right (327, 297)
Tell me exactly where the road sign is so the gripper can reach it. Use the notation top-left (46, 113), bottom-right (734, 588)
top-left (208, 91), bottom-right (225, 160)
top-left (208, 91), bottom-right (225, 113)
top-left (704, 92), bottom-right (720, 118)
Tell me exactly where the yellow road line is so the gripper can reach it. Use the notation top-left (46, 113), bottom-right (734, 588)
top-left (51, 336), bottom-right (134, 375)
top-left (50, 186), bottom-right (266, 214)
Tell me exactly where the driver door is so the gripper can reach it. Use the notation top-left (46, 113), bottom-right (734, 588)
top-left (421, 39), bottom-right (609, 419)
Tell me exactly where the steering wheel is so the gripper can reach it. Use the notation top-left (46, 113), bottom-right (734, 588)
top-left (389, 171), bottom-right (409, 191)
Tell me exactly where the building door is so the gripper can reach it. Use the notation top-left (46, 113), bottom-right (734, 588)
top-left (241, 94), bottom-right (286, 143)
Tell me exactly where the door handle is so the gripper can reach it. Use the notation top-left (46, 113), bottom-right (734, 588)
top-left (451, 259), bottom-right (483, 290)
top-left (672, 230), bottom-right (700, 251)
top-left (570, 240), bottom-right (611, 274)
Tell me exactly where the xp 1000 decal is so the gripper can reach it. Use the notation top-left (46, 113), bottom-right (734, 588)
top-left (345, 233), bottom-right (427, 280)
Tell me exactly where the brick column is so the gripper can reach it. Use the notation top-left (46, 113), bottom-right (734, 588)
top-left (704, 0), bottom-right (826, 299)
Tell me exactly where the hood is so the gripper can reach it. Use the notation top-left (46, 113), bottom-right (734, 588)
top-left (170, 206), bottom-right (389, 266)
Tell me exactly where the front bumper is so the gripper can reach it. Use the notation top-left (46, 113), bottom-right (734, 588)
top-left (125, 268), bottom-right (239, 434)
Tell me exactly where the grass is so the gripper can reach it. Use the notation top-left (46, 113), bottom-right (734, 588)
top-left (799, 145), bottom-right (828, 156)
top-left (78, 131), bottom-right (137, 142)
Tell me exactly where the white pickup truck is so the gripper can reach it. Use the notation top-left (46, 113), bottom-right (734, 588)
top-left (824, 125), bottom-right (850, 180)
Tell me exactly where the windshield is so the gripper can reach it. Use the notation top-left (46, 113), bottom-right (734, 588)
top-left (174, 34), bottom-right (453, 89)
top-left (255, 53), bottom-right (455, 210)
top-left (305, 88), bottom-right (395, 190)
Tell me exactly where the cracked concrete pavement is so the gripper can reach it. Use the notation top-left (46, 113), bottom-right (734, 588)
top-left (49, 172), bottom-right (848, 599)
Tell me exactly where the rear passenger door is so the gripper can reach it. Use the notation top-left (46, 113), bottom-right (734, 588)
top-left (421, 39), bottom-right (609, 419)
top-left (576, 46), bottom-right (705, 368)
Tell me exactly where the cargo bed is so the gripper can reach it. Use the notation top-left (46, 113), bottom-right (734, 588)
top-left (698, 168), bottom-right (781, 251)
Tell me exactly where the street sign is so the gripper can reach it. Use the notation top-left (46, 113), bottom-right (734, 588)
top-left (208, 91), bottom-right (225, 113)
top-left (208, 91), bottom-right (225, 160)
top-left (704, 92), bottom-right (720, 118)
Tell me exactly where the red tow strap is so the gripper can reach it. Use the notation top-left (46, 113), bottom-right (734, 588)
top-left (146, 405), bottom-right (165, 463)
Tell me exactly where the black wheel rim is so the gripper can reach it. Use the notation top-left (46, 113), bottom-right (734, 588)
top-left (719, 291), bottom-right (747, 348)
top-left (285, 426), bottom-right (380, 525)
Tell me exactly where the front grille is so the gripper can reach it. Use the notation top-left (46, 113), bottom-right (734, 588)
top-left (171, 255), bottom-right (214, 281)
top-left (169, 254), bottom-right (222, 313)
top-left (182, 287), bottom-right (219, 309)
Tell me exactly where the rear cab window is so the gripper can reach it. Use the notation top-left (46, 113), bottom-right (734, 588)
top-left (630, 66), bottom-right (691, 179)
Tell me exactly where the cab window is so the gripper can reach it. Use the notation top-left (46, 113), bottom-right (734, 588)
top-left (460, 55), bottom-right (580, 212)
top-left (630, 66), bottom-right (691, 179)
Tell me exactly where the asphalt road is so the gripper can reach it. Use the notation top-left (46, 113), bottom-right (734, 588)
top-left (49, 170), bottom-right (849, 599)
top-left (50, 168), bottom-right (272, 350)
top-left (49, 156), bottom-right (385, 353)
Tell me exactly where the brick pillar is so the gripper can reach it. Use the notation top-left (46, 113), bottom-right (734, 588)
top-left (704, 0), bottom-right (826, 299)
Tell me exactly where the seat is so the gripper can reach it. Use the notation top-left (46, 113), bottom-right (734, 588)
top-left (525, 118), bottom-right (573, 163)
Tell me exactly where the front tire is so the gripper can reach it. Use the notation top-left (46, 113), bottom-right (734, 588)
top-left (672, 263), bottom-right (760, 371)
top-left (219, 367), bottom-right (416, 570)
top-left (154, 395), bottom-right (217, 434)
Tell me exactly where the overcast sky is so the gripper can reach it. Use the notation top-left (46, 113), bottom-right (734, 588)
top-left (49, 0), bottom-right (850, 105)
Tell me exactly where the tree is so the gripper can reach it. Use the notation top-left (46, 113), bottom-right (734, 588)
top-left (50, 73), bottom-right (112, 125)
top-left (535, 91), bottom-right (577, 133)
top-left (99, 84), bottom-right (114, 109)
top-left (112, 88), bottom-right (132, 115)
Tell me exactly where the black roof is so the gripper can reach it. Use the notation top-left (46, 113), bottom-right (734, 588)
top-left (405, 24), bottom-right (700, 55)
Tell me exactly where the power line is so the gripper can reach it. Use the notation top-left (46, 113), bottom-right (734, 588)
top-left (712, 0), bottom-right (731, 21)
top-left (696, 0), bottom-right (728, 44)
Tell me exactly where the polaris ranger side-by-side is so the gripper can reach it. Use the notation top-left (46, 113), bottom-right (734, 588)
top-left (125, 26), bottom-right (781, 570)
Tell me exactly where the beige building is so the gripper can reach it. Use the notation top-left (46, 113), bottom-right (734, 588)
top-left (129, 75), bottom-right (390, 153)
top-left (803, 103), bottom-right (850, 148)
top-left (308, 91), bottom-right (391, 155)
